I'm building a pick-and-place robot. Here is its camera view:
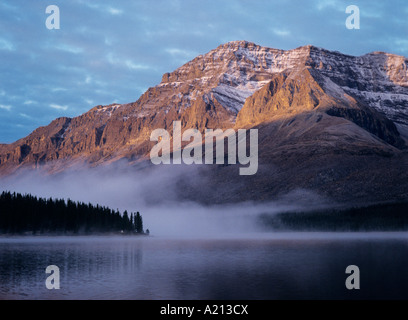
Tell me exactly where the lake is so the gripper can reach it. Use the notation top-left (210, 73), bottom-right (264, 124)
top-left (1, 233), bottom-right (408, 300)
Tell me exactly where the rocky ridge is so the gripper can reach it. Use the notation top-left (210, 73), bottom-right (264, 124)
top-left (0, 41), bottom-right (407, 205)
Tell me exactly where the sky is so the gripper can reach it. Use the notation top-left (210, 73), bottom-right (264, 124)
top-left (0, 0), bottom-right (407, 143)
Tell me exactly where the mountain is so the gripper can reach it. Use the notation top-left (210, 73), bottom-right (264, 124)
top-left (1, 41), bottom-right (408, 204)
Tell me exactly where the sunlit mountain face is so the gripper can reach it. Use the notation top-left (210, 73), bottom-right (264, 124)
top-left (1, 41), bottom-right (407, 205)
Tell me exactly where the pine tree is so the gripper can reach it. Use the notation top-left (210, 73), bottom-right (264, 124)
top-left (135, 212), bottom-right (143, 233)
top-left (0, 191), bottom-right (147, 235)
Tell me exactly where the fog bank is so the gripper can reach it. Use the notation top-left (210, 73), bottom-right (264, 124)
top-left (0, 164), bottom-right (331, 237)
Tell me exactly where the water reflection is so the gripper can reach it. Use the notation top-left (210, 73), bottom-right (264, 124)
top-left (0, 235), bottom-right (408, 300)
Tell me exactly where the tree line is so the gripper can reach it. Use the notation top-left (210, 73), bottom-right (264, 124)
top-left (0, 191), bottom-right (148, 235)
top-left (258, 201), bottom-right (408, 231)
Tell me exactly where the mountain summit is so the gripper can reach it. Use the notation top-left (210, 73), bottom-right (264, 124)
top-left (1, 41), bottom-right (408, 204)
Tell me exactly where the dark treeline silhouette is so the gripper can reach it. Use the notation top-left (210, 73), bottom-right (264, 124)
top-left (259, 201), bottom-right (408, 231)
top-left (0, 191), bottom-right (148, 235)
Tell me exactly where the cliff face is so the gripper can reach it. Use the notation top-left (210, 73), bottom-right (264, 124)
top-left (0, 41), bottom-right (407, 183)
top-left (237, 67), bottom-right (405, 149)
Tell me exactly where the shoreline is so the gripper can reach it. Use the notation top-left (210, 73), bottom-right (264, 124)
top-left (0, 232), bottom-right (150, 238)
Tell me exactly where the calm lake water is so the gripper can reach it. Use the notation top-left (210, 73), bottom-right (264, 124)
top-left (1, 233), bottom-right (408, 300)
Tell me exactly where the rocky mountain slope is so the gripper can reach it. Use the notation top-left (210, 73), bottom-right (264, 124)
top-left (1, 41), bottom-right (408, 204)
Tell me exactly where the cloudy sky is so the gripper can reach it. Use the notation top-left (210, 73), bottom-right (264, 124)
top-left (0, 0), bottom-right (407, 143)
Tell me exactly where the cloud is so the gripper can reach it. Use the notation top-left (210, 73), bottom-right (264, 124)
top-left (23, 100), bottom-right (36, 105)
top-left (51, 88), bottom-right (68, 92)
top-left (0, 105), bottom-right (11, 111)
top-left (19, 113), bottom-right (31, 119)
top-left (165, 48), bottom-right (199, 65)
top-left (106, 53), bottom-right (153, 71)
top-left (78, 1), bottom-right (123, 16)
top-left (124, 60), bottom-right (151, 70)
top-left (54, 43), bottom-right (84, 55)
top-left (0, 38), bottom-right (15, 51)
top-left (0, 1), bottom-right (18, 11)
top-left (315, 0), bottom-right (342, 11)
top-left (165, 48), bottom-right (197, 57)
top-left (272, 28), bottom-right (291, 37)
top-left (107, 7), bottom-right (123, 15)
top-left (50, 104), bottom-right (68, 111)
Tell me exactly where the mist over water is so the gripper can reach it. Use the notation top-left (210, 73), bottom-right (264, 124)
top-left (2, 235), bottom-right (408, 299)
top-left (3, 165), bottom-right (408, 300)
top-left (0, 164), bottom-right (330, 238)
